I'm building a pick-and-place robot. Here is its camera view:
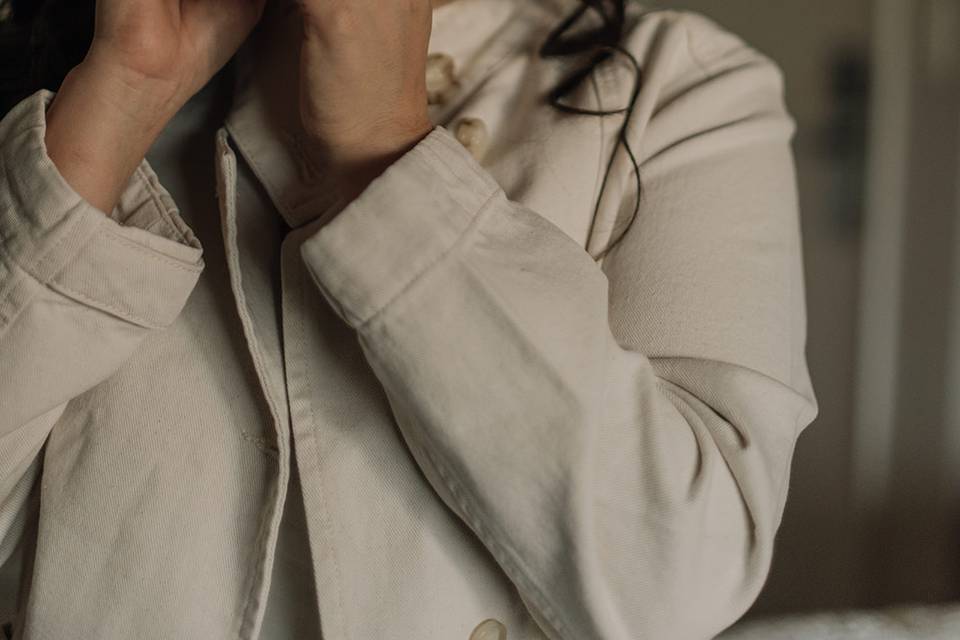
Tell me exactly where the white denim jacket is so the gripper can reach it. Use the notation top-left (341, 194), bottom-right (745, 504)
top-left (0, 1), bottom-right (817, 638)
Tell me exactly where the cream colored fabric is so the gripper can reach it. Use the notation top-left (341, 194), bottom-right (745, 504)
top-left (0, 1), bottom-right (817, 638)
top-left (721, 604), bottom-right (960, 640)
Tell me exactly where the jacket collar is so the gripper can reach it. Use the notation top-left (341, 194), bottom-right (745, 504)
top-left (222, 0), bottom-right (562, 229)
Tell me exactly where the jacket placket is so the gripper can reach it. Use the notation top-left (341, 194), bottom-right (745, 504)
top-left (214, 128), bottom-right (292, 639)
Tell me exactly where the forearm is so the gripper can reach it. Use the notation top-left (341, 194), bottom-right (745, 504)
top-left (43, 55), bottom-right (182, 214)
top-left (299, 123), bottom-right (816, 638)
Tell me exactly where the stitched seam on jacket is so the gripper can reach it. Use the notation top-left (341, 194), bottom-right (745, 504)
top-left (2, 172), bottom-right (196, 334)
top-left (22, 202), bottom-right (86, 284)
top-left (408, 139), bottom-right (490, 216)
top-left (0, 248), bottom-right (165, 332)
top-left (230, 283), bottom-right (287, 638)
top-left (297, 267), bottom-right (349, 640)
top-left (424, 131), bottom-right (501, 201)
top-left (356, 189), bottom-right (500, 331)
top-left (45, 278), bottom-right (162, 329)
top-left (11, 217), bottom-right (198, 328)
top-left (215, 197), bottom-right (282, 460)
top-left (215, 137), bottom-right (285, 640)
top-left (360, 340), bottom-right (572, 639)
top-left (303, 423), bottom-right (349, 639)
top-left (234, 466), bottom-right (279, 640)
top-left (6, 108), bottom-right (196, 276)
top-left (99, 226), bottom-right (201, 272)
top-left (0, 204), bottom-right (165, 328)
top-left (0, 261), bottom-right (37, 336)
top-left (133, 164), bottom-right (190, 245)
top-left (419, 441), bottom-right (572, 638)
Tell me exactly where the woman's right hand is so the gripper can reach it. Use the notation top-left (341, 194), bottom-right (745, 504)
top-left (44, 0), bottom-right (266, 214)
top-left (89, 0), bottom-right (267, 107)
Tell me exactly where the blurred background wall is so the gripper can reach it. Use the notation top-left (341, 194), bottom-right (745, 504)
top-left (656, 0), bottom-right (960, 618)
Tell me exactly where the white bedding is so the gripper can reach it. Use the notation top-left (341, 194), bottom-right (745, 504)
top-left (721, 603), bottom-right (960, 639)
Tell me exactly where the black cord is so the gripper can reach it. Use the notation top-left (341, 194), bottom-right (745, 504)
top-left (539, 0), bottom-right (644, 261)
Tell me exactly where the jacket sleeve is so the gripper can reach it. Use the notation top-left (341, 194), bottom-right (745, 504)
top-left (0, 90), bottom-right (204, 566)
top-left (299, 12), bottom-right (817, 640)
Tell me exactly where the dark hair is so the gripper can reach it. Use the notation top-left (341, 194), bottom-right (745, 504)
top-left (0, 0), bottom-right (95, 114)
top-left (0, 0), bottom-right (641, 257)
top-left (540, 0), bottom-right (644, 259)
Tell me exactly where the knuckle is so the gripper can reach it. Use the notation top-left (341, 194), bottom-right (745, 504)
top-left (299, 2), bottom-right (359, 37)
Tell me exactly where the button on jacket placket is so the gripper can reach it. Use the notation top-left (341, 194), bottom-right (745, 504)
top-left (426, 2), bottom-right (552, 127)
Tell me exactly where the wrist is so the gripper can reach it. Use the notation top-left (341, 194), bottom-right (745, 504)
top-left (309, 116), bottom-right (434, 201)
top-left (72, 51), bottom-right (188, 133)
top-left (44, 58), bottom-right (184, 213)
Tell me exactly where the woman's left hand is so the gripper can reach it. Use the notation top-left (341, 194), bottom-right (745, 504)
top-left (298, 0), bottom-right (435, 199)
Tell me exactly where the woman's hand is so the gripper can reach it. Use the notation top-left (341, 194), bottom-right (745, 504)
top-left (298, 0), bottom-right (435, 200)
top-left (45, 0), bottom-right (266, 214)
top-left (89, 0), bottom-right (267, 106)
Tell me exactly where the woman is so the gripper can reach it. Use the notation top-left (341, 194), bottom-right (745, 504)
top-left (0, 0), bottom-right (817, 638)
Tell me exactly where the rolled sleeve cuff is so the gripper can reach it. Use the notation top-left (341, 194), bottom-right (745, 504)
top-left (0, 90), bottom-right (204, 329)
top-left (300, 126), bottom-right (501, 327)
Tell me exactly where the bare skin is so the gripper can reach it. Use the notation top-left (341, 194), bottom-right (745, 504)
top-left (45, 0), bottom-right (444, 214)
top-left (298, 0), bottom-right (435, 202)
